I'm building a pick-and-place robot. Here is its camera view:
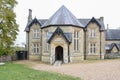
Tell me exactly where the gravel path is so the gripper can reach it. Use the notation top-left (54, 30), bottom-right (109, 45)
top-left (16, 59), bottom-right (120, 80)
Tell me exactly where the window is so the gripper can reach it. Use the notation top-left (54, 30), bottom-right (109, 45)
top-left (89, 29), bottom-right (96, 38)
top-left (89, 43), bottom-right (96, 54)
top-left (33, 29), bottom-right (39, 38)
top-left (74, 31), bottom-right (79, 51)
top-left (33, 43), bottom-right (39, 54)
top-left (46, 32), bottom-right (49, 51)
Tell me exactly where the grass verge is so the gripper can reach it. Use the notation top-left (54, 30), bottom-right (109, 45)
top-left (0, 63), bottom-right (81, 80)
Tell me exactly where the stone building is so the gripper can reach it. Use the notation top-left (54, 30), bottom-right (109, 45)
top-left (25, 6), bottom-right (120, 64)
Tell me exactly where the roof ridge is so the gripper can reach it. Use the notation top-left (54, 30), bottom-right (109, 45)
top-left (47, 27), bottom-right (71, 43)
top-left (41, 5), bottom-right (84, 28)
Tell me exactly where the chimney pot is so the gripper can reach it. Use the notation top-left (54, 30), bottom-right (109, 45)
top-left (28, 9), bottom-right (32, 23)
top-left (99, 17), bottom-right (104, 21)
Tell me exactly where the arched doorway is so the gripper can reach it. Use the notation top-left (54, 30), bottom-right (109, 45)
top-left (55, 46), bottom-right (63, 61)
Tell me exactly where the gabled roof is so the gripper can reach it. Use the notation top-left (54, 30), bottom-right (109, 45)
top-left (25, 18), bottom-right (41, 32)
top-left (39, 19), bottom-right (48, 25)
top-left (78, 19), bottom-right (90, 26)
top-left (25, 6), bottom-right (105, 31)
top-left (41, 5), bottom-right (84, 28)
top-left (116, 43), bottom-right (120, 51)
top-left (105, 44), bottom-right (111, 50)
top-left (106, 29), bottom-right (120, 40)
top-left (105, 43), bottom-right (119, 51)
top-left (83, 17), bottom-right (105, 30)
top-left (47, 27), bottom-right (72, 44)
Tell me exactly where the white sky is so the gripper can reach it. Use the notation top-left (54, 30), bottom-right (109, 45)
top-left (14, 0), bottom-right (120, 46)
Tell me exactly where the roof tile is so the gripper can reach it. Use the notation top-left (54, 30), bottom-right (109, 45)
top-left (42, 5), bottom-right (84, 28)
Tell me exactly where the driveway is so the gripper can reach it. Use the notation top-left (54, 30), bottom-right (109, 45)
top-left (16, 59), bottom-right (120, 80)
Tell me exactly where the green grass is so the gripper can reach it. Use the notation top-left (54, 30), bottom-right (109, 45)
top-left (0, 63), bottom-right (81, 80)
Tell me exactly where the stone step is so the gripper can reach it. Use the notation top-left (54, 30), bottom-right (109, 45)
top-left (54, 60), bottom-right (62, 66)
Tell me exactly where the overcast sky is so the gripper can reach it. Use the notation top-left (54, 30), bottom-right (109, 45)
top-left (14, 0), bottom-right (120, 46)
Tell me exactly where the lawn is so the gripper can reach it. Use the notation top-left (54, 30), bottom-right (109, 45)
top-left (0, 63), bottom-right (81, 80)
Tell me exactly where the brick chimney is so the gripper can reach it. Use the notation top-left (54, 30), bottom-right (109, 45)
top-left (28, 9), bottom-right (32, 23)
top-left (99, 17), bottom-right (104, 22)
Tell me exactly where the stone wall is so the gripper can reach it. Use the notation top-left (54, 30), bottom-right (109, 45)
top-left (105, 52), bottom-right (120, 59)
top-left (0, 55), bottom-right (12, 62)
top-left (29, 55), bottom-right (41, 61)
top-left (27, 23), bottom-right (42, 60)
top-left (86, 22), bottom-right (105, 59)
top-left (26, 22), bottom-right (106, 63)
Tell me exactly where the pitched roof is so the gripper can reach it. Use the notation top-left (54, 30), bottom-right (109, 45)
top-left (106, 29), bottom-right (120, 40)
top-left (116, 43), bottom-right (120, 51)
top-left (25, 18), bottom-right (41, 32)
top-left (78, 17), bottom-right (105, 30)
top-left (105, 44), bottom-right (112, 50)
top-left (41, 5), bottom-right (84, 28)
top-left (78, 18), bottom-right (105, 30)
top-left (39, 19), bottom-right (47, 25)
top-left (105, 43), bottom-right (119, 51)
top-left (25, 6), bottom-right (105, 31)
top-left (47, 27), bottom-right (72, 44)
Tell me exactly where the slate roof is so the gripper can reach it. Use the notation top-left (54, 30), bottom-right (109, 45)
top-left (25, 18), bottom-right (41, 32)
top-left (39, 19), bottom-right (47, 25)
top-left (47, 27), bottom-right (72, 44)
top-left (106, 29), bottom-right (120, 40)
top-left (25, 5), bottom-right (105, 31)
top-left (105, 44), bottom-right (112, 50)
top-left (116, 43), bottom-right (120, 50)
top-left (105, 43), bottom-right (120, 51)
top-left (41, 5), bottom-right (84, 28)
top-left (78, 18), bottom-right (105, 30)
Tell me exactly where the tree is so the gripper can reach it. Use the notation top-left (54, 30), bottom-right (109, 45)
top-left (0, 0), bottom-right (19, 56)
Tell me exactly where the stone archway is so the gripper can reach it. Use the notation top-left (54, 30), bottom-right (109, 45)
top-left (55, 46), bottom-right (63, 61)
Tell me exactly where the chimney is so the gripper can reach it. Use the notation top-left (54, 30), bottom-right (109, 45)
top-left (28, 9), bottom-right (32, 23)
top-left (99, 17), bottom-right (104, 22)
top-left (107, 24), bottom-right (109, 30)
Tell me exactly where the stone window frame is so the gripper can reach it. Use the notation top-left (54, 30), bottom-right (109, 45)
top-left (33, 43), bottom-right (39, 54)
top-left (44, 31), bottom-right (49, 52)
top-left (46, 32), bottom-right (49, 51)
top-left (89, 43), bottom-right (96, 54)
top-left (74, 31), bottom-right (79, 52)
top-left (89, 29), bottom-right (96, 38)
top-left (33, 29), bottom-right (40, 38)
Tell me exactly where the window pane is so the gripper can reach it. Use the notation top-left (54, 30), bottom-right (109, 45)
top-left (90, 30), bottom-right (92, 37)
top-left (34, 47), bottom-right (36, 53)
top-left (74, 31), bottom-right (76, 38)
top-left (37, 48), bottom-right (39, 53)
top-left (33, 43), bottom-right (39, 54)
top-left (89, 29), bottom-right (96, 38)
top-left (90, 48), bottom-right (92, 53)
top-left (33, 30), bottom-right (39, 38)
top-left (77, 39), bottom-right (78, 50)
top-left (77, 32), bottom-right (78, 38)
top-left (94, 48), bottom-right (95, 53)
top-left (94, 44), bottom-right (96, 53)
top-left (74, 39), bottom-right (76, 50)
top-left (74, 31), bottom-right (79, 51)
top-left (89, 43), bottom-right (96, 54)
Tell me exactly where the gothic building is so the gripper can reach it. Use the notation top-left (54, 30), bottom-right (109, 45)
top-left (25, 6), bottom-right (120, 64)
